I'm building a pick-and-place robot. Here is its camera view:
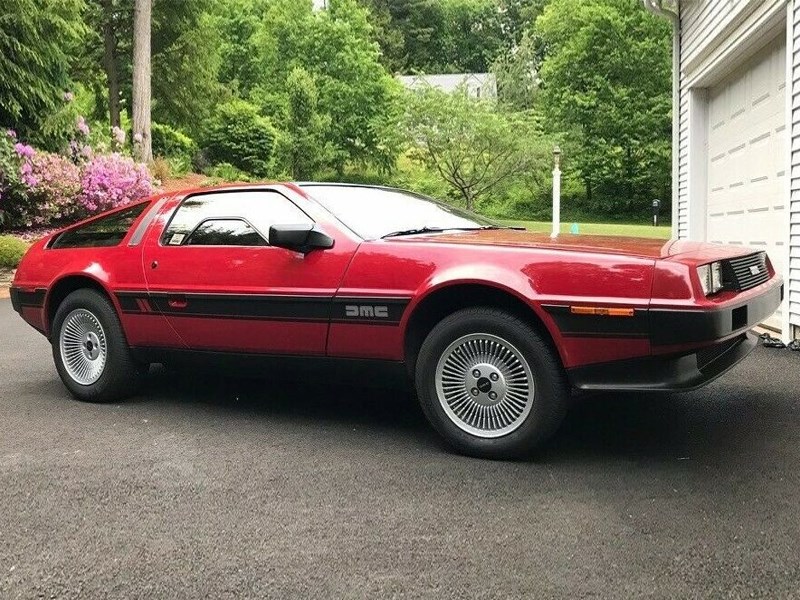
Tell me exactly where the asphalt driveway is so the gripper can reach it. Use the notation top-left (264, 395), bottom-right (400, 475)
top-left (1, 297), bottom-right (799, 599)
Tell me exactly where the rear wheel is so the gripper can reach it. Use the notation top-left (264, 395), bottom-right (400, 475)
top-left (415, 308), bottom-right (568, 459)
top-left (51, 288), bottom-right (144, 403)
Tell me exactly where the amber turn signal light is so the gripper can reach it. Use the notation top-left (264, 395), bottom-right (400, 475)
top-left (570, 306), bottom-right (635, 317)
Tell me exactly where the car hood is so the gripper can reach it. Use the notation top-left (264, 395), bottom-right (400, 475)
top-left (392, 229), bottom-right (752, 259)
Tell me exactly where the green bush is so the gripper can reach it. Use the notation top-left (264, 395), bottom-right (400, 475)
top-left (167, 154), bottom-right (191, 177)
top-left (0, 235), bottom-right (28, 268)
top-left (202, 100), bottom-right (277, 177)
top-left (152, 122), bottom-right (197, 161)
top-left (204, 162), bottom-right (252, 183)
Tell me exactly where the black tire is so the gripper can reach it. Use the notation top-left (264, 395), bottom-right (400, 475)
top-left (51, 288), bottom-right (145, 403)
top-left (415, 307), bottom-right (569, 459)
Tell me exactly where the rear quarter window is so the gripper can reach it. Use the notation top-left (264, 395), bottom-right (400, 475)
top-left (50, 202), bottom-right (150, 249)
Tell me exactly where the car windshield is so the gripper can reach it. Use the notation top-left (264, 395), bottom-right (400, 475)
top-left (300, 184), bottom-right (502, 240)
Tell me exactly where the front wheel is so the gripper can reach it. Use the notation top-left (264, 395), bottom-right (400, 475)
top-left (415, 308), bottom-right (569, 459)
top-left (51, 288), bottom-right (144, 403)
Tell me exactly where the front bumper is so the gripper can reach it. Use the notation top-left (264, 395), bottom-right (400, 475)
top-left (649, 280), bottom-right (783, 346)
top-left (568, 331), bottom-right (757, 392)
top-left (566, 279), bottom-right (782, 392)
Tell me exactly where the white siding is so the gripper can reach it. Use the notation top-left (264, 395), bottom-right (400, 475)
top-left (705, 38), bottom-right (786, 330)
top-left (789, 0), bottom-right (800, 327)
top-left (676, 0), bottom-right (785, 238)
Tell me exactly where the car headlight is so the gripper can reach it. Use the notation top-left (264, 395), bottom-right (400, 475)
top-left (697, 261), bottom-right (724, 296)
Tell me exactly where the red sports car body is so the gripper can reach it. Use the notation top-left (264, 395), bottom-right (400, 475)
top-left (10, 183), bottom-right (783, 457)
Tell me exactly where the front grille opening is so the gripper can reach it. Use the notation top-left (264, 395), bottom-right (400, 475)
top-left (725, 252), bottom-right (769, 292)
top-left (732, 306), bottom-right (748, 330)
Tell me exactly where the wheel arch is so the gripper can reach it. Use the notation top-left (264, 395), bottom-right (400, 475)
top-left (45, 274), bottom-right (116, 338)
top-left (403, 282), bottom-right (563, 374)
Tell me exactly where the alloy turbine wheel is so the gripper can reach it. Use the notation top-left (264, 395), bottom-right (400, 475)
top-left (59, 309), bottom-right (108, 386)
top-left (435, 333), bottom-right (534, 438)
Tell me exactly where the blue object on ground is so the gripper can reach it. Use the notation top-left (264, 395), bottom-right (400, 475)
top-left (570, 223), bottom-right (579, 234)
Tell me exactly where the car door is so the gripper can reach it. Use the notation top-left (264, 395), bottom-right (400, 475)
top-left (141, 188), bottom-right (355, 355)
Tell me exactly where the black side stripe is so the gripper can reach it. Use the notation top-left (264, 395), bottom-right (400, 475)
top-left (115, 291), bottom-right (411, 326)
top-left (542, 304), bottom-right (649, 339)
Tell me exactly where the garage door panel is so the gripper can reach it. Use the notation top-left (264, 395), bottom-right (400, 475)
top-left (706, 36), bottom-right (786, 330)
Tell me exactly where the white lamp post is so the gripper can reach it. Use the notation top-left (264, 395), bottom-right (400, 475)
top-left (551, 145), bottom-right (562, 238)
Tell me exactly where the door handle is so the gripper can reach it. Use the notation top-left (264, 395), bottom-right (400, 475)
top-left (168, 298), bottom-right (188, 309)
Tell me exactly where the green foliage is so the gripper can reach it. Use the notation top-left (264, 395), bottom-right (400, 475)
top-left (404, 86), bottom-right (551, 210)
top-left (151, 122), bottom-right (196, 160)
top-left (438, 0), bottom-right (505, 73)
top-left (151, 1), bottom-right (225, 136)
top-left (214, 0), bottom-right (271, 98)
top-left (357, 0), bottom-right (506, 73)
top-left (493, 31), bottom-right (540, 111)
top-left (0, 133), bottom-right (23, 227)
top-left (166, 155), bottom-right (191, 177)
top-left (248, 0), bottom-right (401, 173)
top-left (282, 67), bottom-right (333, 180)
top-left (0, 235), bottom-right (28, 268)
top-left (204, 162), bottom-right (252, 183)
top-left (202, 100), bottom-right (277, 177)
top-left (389, 154), bottom-right (453, 201)
top-left (536, 0), bottom-right (672, 216)
top-left (0, 0), bottom-right (87, 148)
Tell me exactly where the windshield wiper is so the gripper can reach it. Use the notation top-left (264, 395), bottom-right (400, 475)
top-left (474, 225), bottom-right (526, 231)
top-left (382, 227), bottom-right (449, 238)
top-left (382, 225), bottom-right (524, 238)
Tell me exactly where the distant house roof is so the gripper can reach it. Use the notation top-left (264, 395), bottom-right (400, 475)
top-left (397, 73), bottom-right (497, 98)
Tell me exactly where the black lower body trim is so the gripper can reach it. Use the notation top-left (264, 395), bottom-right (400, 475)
top-left (9, 287), bottom-right (45, 314)
top-left (650, 282), bottom-right (783, 345)
top-left (567, 332), bottom-right (757, 392)
top-left (543, 280), bottom-right (782, 346)
top-left (130, 346), bottom-right (410, 389)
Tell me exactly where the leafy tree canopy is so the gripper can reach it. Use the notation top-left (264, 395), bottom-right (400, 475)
top-left (404, 86), bottom-right (550, 210)
top-left (536, 0), bottom-right (671, 214)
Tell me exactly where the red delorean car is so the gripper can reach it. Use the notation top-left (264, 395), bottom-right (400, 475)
top-left (11, 183), bottom-right (782, 458)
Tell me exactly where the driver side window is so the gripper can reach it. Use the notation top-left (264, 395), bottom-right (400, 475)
top-left (162, 190), bottom-right (313, 246)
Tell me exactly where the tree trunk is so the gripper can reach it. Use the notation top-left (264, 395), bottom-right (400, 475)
top-left (100, 0), bottom-right (120, 128)
top-left (132, 0), bottom-right (152, 162)
top-left (463, 189), bottom-right (474, 211)
top-left (585, 177), bottom-right (593, 206)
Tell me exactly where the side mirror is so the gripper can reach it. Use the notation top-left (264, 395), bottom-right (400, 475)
top-left (268, 223), bottom-right (334, 254)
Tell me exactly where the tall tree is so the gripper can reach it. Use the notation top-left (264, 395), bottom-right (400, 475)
top-left (284, 67), bottom-right (332, 179)
top-left (100, 0), bottom-right (122, 127)
top-left (536, 0), bottom-right (671, 215)
top-left (131, 0), bottom-right (151, 161)
top-left (0, 0), bottom-right (85, 145)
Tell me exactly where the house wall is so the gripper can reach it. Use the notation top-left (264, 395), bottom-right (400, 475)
top-left (676, 0), bottom-right (796, 338)
top-left (789, 0), bottom-right (800, 333)
top-left (677, 0), bottom-right (788, 239)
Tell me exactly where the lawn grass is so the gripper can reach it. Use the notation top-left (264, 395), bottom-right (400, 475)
top-left (499, 219), bottom-right (672, 239)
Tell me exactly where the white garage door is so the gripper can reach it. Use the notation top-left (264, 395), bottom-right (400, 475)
top-left (706, 36), bottom-right (786, 330)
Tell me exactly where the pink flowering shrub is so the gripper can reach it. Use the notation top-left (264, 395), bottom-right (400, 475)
top-left (79, 153), bottom-right (154, 213)
top-left (0, 129), bottom-right (155, 229)
top-left (14, 151), bottom-right (82, 226)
